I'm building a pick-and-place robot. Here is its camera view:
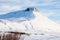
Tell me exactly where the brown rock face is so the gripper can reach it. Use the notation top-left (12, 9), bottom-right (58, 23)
top-left (0, 32), bottom-right (29, 40)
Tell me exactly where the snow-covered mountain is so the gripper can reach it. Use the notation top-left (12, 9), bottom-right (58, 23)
top-left (0, 7), bottom-right (60, 34)
top-left (0, 7), bottom-right (35, 21)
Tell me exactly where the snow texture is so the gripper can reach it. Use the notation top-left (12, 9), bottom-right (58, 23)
top-left (0, 7), bottom-right (60, 40)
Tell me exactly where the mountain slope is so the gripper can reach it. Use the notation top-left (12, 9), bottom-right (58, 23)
top-left (0, 7), bottom-right (60, 34)
top-left (0, 7), bottom-right (35, 21)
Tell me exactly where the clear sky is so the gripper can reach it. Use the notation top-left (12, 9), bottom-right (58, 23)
top-left (0, 0), bottom-right (60, 24)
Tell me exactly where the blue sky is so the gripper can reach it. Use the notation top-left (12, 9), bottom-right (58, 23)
top-left (0, 0), bottom-right (60, 24)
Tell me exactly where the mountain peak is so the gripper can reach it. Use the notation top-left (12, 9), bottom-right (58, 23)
top-left (25, 7), bottom-right (36, 11)
top-left (25, 7), bottom-right (39, 11)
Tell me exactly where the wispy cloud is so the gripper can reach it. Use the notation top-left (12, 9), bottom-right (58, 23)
top-left (0, 4), bottom-right (21, 14)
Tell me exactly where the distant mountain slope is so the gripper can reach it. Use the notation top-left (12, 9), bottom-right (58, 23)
top-left (0, 7), bottom-right (35, 21)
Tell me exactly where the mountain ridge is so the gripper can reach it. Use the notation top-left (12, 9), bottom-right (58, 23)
top-left (0, 7), bottom-right (60, 34)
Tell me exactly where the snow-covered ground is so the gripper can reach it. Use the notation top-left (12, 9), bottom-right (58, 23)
top-left (0, 7), bottom-right (60, 40)
top-left (25, 33), bottom-right (60, 40)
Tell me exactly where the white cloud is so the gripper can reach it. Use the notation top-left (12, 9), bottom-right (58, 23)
top-left (0, 0), bottom-right (60, 7)
top-left (40, 10), bottom-right (55, 17)
top-left (0, 5), bottom-right (21, 14)
top-left (0, 5), bottom-right (21, 10)
top-left (1, 5), bottom-right (12, 10)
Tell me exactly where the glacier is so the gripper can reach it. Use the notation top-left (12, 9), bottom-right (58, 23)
top-left (0, 7), bottom-right (60, 40)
